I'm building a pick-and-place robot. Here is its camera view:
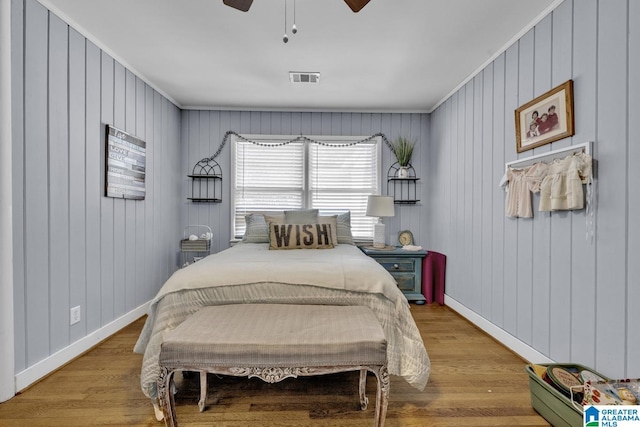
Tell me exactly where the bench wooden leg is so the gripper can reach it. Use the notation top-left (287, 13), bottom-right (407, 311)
top-left (373, 365), bottom-right (390, 427)
top-left (359, 369), bottom-right (369, 410)
top-left (198, 371), bottom-right (207, 412)
top-left (158, 367), bottom-right (179, 427)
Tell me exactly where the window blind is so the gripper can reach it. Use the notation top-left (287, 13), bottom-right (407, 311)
top-left (232, 135), bottom-right (381, 240)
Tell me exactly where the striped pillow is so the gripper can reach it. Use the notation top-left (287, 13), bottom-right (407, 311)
top-left (320, 211), bottom-right (353, 245)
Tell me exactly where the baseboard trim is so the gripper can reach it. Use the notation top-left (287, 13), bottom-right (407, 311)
top-left (15, 302), bottom-right (149, 392)
top-left (444, 296), bottom-right (554, 365)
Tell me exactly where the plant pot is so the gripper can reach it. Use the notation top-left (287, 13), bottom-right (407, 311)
top-left (397, 166), bottom-right (409, 178)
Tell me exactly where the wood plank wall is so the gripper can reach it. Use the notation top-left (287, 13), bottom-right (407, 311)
top-left (180, 111), bottom-right (430, 253)
top-left (428, 0), bottom-right (640, 379)
top-left (11, 0), bottom-right (182, 374)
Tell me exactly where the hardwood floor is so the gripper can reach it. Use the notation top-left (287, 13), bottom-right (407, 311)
top-left (0, 304), bottom-right (550, 426)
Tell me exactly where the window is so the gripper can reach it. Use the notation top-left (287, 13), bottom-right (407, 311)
top-left (231, 134), bottom-right (382, 240)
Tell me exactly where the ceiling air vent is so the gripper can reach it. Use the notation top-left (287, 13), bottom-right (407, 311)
top-left (289, 72), bottom-right (320, 84)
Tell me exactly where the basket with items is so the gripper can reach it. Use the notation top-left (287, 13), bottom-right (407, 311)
top-left (180, 225), bottom-right (212, 267)
top-left (527, 363), bottom-right (640, 427)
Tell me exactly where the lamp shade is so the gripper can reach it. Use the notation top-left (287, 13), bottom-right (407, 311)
top-left (366, 195), bottom-right (395, 218)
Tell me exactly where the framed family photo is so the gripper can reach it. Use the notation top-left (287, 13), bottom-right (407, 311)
top-left (515, 79), bottom-right (574, 153)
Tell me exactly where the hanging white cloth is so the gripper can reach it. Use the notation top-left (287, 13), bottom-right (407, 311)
top-left (504, 162), bottom-right (548, 218)
top-left (539, 152), bottom-right (592, 212)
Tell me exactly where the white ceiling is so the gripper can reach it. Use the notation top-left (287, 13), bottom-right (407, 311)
top-left (40, 0), bottom-right (560, 113)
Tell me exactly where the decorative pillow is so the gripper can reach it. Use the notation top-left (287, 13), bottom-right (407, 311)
top-left (334, 211), bottom-right (354, 245)
top-left (242, 213), bottom-right (284, 243)
top-left (284, 209), bottom-right (319, 224)
top-left (263, 214), bottom-right (285, 225)
top-left (242, 214), bottom-right (269, 243)
top-left (318, 215), bottom-right (338, 246)
top-left (268, 223), bottom-right (335, 250)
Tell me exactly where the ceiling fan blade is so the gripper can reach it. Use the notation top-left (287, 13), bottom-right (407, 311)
top-left (223, 0), bottom-right (253, 12)
top-left (344, 0), bottom-right (371, 13)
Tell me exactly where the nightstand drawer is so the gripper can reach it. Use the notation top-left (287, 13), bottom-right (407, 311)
top-left (393, 273), bottom-right (418, 292)
top-left (378, 258), bottom-right (415, 273)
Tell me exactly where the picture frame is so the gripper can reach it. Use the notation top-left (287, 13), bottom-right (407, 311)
top-left (515, 80), bottom-right (574, 153)
top-left (105, 124), bottom-right (146, 200)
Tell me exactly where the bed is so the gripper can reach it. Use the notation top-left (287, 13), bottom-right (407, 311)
top-left (134, 213), bottom-right (430, 406)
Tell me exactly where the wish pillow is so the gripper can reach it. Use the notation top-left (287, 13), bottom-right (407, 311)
top-left (317, 215), bottom-right (338, 246)
top-left (268, 223), bottom-right (335, 250)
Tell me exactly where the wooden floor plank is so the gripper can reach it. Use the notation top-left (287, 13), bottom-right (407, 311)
top-left (0, 304), bottom-right (550, 426)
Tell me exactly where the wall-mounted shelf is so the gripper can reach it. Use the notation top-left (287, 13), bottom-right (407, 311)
top-left (188, 158), bottom-right (222, 203)
top-left (505, 141), bottom-right (592, 175)
top-left (387, 163), bottom-right (420, 204)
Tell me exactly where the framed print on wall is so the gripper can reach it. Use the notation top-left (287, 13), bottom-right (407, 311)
top-left (515, 79), bottom-right (574, 153)
top-left (105, 125), bottom-right (146, 200)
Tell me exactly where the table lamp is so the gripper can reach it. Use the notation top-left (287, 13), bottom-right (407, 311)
top-left (366, 195), bottom-right (395, 248)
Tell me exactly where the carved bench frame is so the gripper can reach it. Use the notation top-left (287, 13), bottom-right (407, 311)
top-left (157, 362), bottom-right (389, 427)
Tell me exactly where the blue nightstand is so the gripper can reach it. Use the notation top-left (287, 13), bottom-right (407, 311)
top-left (360, 246), bottom-right (427, 304)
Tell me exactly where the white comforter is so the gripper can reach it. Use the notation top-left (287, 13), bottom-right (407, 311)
top-left (134, 243), bottom-right (430, 399)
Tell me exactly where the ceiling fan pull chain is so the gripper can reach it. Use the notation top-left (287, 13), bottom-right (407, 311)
top-left (282, 0), bottom-right (289, 43)
top-left (292, 0), bottom-right (297, 34)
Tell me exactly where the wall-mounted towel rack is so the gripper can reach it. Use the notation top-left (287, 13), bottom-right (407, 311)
top-left (505, 141), bottom-right (592, 172)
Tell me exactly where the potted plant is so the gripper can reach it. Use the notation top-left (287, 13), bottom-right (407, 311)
top-left (391, 136), bottom-right (415, 178)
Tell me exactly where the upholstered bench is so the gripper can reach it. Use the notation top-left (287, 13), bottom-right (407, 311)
top-left (157, 304), bottom-right (389, 427)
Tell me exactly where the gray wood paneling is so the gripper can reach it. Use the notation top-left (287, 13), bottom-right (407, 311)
top-left (23, 0), bottom-right (50, 366)
top-left (451, 89), bottom-right (462, 299)
top-left (100, 51), bottom-right (115, 325)
top-left (464, 84), bottom-right (473, 306)
top-left (481, 66), bottom-right (494, 317)
top-left (503, 44), bottom-right (519, 337)
top-left (144, 85), bottom-right (155, 302)
top-left (516, 29), bottom-right (534, 345)
top-left (472, 75), bottom-right (483, 314)
top-left (69, 28), bottom-right (87, 342)
top-left (48, 13), bottom-right (70, 353)
top-left (531, 13), bottom-right (553, 356)
top-left (11, 0), bottom-right (26, 373)
top-left (595, 0), bottom-right (628, 374)
top-left (112, 62), bottom-right (126, 318)
top-left (12, 0), bottom-right (182, 376)
top-left (490, 53), bottom-right (506, 328)
top-left (548, 0), bottom-right (573, 363)
top-left (85, 39), bottom-right (102, 335)
top-left (124, 69), bottom-right (137, 313)
top-left (627, 0), bottom-right (640, 379)
top-left (429, 0), bottom-right (638, 379)
top-left (569, 0), bottom-right (598, 370)
top-left (134, 76), bottom-right (147, 307)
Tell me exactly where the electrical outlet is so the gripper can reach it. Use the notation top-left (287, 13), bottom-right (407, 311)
top-left (70, 306), bottom-right (81, 325)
